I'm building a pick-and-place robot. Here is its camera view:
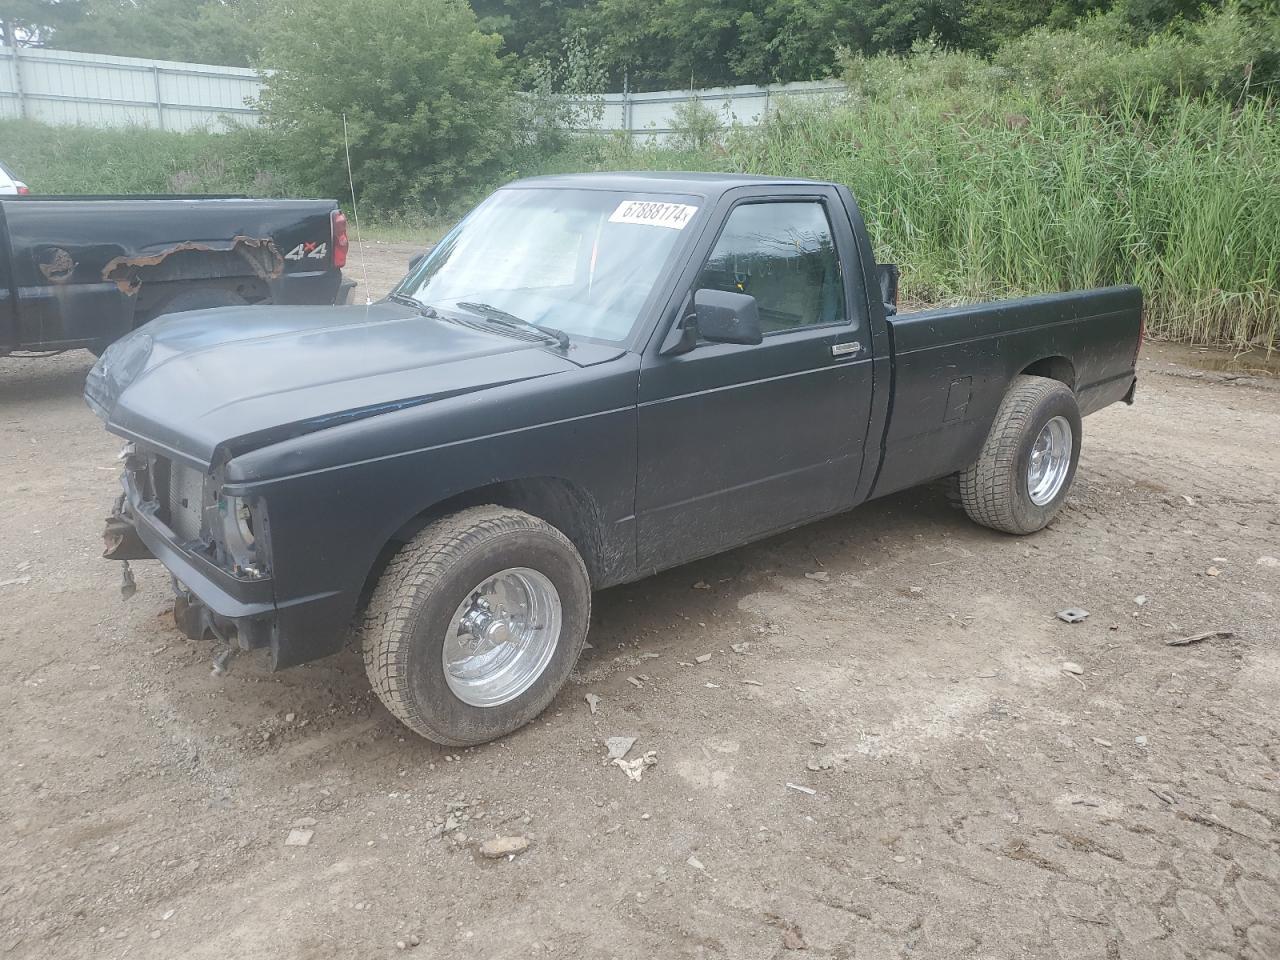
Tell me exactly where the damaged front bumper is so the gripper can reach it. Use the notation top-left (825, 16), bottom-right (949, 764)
top-left (104, 466), bottom-right (276, 655)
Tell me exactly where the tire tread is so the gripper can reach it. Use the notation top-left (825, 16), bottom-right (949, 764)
top-left (959, 375), bottom-right (1074, 535)
top-left (361, 505), bottom-right (586, 745)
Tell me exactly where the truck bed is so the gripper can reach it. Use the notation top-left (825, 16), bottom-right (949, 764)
top-left (1, 196), bottom-right (344, 352)
top-left (871, 285), bottom-right (1142, 498)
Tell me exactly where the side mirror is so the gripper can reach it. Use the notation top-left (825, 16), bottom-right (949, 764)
top-left (408, 252), bottom-right (426, 272)
top-left (694, 288), bottom-right (762, 345)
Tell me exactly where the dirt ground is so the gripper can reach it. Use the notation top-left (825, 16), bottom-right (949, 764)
top-left (3, 251), bottom-right (1278, 960)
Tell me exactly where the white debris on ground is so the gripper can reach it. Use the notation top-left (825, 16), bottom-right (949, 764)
top-left (613, 751), bottom-right (658, 782)
top-left (604, 736), bottom-right (636, 761)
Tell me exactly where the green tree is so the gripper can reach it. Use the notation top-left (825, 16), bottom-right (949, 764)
top-left (566, 0), bottom-right (1047, 90)
top-left (732, 1), bottom-right (850, 82)
top-left (472, 0), bottom-right (594, 68)
top-left (12, 0), bottom-right (1258, 103)
top-left (1, 0), bottom-right (85, 47)
top-left (571, 0), bottom-right (797, 89)
top-left (46, 0), bottom-right (264, 66)
top-left (256, 0), bottom-right (516, 212)
top-left (960, 0), bottom-right (1107, 52)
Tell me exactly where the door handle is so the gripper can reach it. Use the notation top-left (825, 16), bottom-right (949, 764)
top-left (831, 341), bottom-right (861, 358)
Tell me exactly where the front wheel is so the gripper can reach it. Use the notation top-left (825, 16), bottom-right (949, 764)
top-left (959, 375), bottom-right (1081, 535)
top-left (362, 506), bottom-right (591, 745)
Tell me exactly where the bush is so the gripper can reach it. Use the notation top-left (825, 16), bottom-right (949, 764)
top-left (667, 97), bottom-right (725, 152)
top-left (838, 35), bottom-right (1004, 102)
top-left (256, 0), bottom-right (517, 215)
top-left (518, 29), bottom-right (610, 162)
top-left (0, 119), bottom-right (298, 196)
top-left (996, 3), bottom-right (1279, 111)
top-left (836, 4), bottom-right (1280, 115)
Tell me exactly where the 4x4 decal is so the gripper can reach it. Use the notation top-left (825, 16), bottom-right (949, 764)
top-left (284, 241), bottom-right (328, 261)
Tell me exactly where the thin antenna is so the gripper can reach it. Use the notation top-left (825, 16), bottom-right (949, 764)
top-left (342, 113), bottom-right (371, 306)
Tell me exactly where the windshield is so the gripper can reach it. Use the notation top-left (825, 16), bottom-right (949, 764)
top-left (394, 188), bottom-right (701, 343)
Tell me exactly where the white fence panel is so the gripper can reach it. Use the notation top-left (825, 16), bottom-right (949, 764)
top-left (1, 46), bottom-right (844, 139)
top-left (0, 46), bottom-right (260, 132)
top-left (583, 79), bottom-right (846, 141)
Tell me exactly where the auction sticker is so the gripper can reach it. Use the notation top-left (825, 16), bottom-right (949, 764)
top-left (609, 200), bottom-right (698, 230)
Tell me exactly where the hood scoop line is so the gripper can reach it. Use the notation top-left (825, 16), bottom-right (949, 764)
top-left (211, 386), bottom-right (475, 465)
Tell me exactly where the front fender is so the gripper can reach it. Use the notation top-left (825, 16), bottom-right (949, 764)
top-left (225, 356), bottom-right (642, 668)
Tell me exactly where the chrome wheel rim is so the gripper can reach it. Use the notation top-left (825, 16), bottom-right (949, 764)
top-left (443, 567), bottom-right (561, 708)
top-left (1027, 416), bottom-right (1073, 506)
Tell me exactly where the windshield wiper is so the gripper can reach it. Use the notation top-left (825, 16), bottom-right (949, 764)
top-left (387, 292), bottom-right (440, 317)
top-left (454, 301), bottom-right (570, 350)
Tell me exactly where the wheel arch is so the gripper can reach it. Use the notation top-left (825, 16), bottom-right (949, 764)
top-left (106, 244), bottom-right (278, 328)
top-left (358, 476), bottom-right (607, 609)
top-left (134, 276), bottom-right (268, 327)
top-left (1019, 355), bottom-right (1076, 391)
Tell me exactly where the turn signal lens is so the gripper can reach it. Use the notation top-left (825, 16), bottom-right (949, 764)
top-left (331, 210), bottom-right (349, 269)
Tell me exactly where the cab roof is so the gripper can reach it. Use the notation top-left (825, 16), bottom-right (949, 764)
top-left (505, 171), bottom-right (835, 198)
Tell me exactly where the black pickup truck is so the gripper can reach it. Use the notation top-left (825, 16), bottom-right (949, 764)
top-left (0, 195), bottom-right (349, 356)
top-left (86, 173), bottom-right (1142, 745)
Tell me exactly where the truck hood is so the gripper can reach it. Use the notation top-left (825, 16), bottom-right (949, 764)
top-left (85, 302), bottom-right (610, 465)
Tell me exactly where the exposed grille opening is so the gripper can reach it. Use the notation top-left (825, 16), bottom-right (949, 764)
top-left (166, 460), bottom-right (205, 543)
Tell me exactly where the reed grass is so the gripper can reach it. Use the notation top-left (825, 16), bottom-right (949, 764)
top-left (581, 91), bottom-right (1279, 349)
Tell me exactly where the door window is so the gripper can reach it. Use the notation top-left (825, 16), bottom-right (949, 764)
top-left (695, 201), bottom-right (845, 334)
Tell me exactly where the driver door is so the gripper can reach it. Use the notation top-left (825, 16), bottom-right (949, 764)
top-left (634, 190), bottom-right (876, 573)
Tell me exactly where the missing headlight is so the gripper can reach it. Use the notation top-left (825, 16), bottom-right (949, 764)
top-left (217, 493), bottom-right (268, 579)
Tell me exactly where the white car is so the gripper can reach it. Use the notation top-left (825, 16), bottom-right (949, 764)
top-left (0, 162), bottom-right (30, 195)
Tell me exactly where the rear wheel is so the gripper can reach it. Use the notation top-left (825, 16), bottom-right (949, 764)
top-left (89, 286), bottom-right (250, 356)
top-left (145, 286), bottom-right (248, 321)
top-left (362, 506), bottom-right (591, 745)
top-left (959, 375), bottom-right (1081, 534)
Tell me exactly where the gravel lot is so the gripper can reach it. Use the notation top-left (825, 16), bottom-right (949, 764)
top-left (3, 252), bottom-right (1278, 959)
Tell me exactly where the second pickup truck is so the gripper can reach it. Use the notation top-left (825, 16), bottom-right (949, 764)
top-left (1, 194), bottom-right (349, 356)
top-left (87, 173), bottom-right (1142, 745)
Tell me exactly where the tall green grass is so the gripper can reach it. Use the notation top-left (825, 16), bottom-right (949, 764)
top-left (572, 90), bottom-right (1279, 348)
top-left (0, 119), bottom-right (301, 196)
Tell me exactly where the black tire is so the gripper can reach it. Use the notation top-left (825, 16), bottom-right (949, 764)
top-left (959, 375), bottom-right (1081, 535)
top-left (147, 286), bottom-right (248, 321)
top-left (362, 505), bottom-right (591, 746)
top-left (88, 287), bottom-right (249, 356)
